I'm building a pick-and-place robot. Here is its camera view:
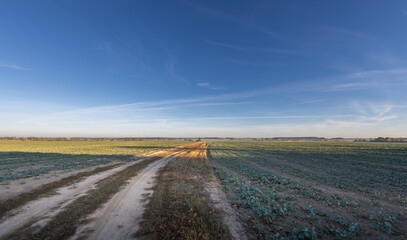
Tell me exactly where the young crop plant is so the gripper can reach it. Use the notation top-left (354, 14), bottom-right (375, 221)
top-left (209, 141), bottom-right (407, 240)
top-left (369, 210), bottom-right (404, 235)
top-left (303, 205), bottom-right (321, 222)
top-left (214, 167), bottom-right (295, 225)
top-left (272, 227), bottom-right (318, 240)
top-left (209, 141), bottom-right (407, 199)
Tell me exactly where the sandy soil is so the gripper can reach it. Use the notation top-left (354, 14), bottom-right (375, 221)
top-left (0, 159), bottom-right (149, 239)
top-left (71, 153), bottom-right (181, 240)
top-left (0, 163), bottom-right (119, 202)
top-left (206, 181), bottom-right (249, 240)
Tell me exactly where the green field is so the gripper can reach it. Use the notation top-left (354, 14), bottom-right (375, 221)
top-left (209, 141), bottom-right (407, 239)
top-left (0, 140), bottom-right (190, 183)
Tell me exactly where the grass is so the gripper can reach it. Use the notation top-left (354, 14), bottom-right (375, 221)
top-left (0, 140), bottom-right (191, 182)
top-left (0, 140), bottom-right (191, 155)
top-left (136, 142), bottom-right (231, 240)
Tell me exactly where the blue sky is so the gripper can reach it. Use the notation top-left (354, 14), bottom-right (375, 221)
top-left (1, 0), bottom-right (407, 137)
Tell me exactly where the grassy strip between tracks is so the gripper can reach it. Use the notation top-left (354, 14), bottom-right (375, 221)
top-left (0, 163), bottom-right (120, 218)
top-left (6, 144), bottom-right (195, 240)
top-left (136, 142), bottom-right (231, 240)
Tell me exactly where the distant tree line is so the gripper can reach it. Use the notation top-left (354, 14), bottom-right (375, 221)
top-left (1, 136), bottom-right (405, 142)
top-left (354, 137), bottom-right (407, 142)
top-left (0, 137), bottom-right (180, 141)
top-left (370, 137), bottom-right (407, 142)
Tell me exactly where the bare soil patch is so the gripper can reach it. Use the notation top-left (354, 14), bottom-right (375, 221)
top-left (206, 181), bottom-right (249, 240)
top-left (0, 160), bottom-right (138, 239)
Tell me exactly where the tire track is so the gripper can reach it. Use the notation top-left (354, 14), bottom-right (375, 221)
top-left (0, 159), bottom-right (155, 239)
top-left (71, 153), bottom-right (181, 240)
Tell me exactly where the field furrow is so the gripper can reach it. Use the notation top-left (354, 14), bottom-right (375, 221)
top-left (209, 141), bottom-right (407, 240)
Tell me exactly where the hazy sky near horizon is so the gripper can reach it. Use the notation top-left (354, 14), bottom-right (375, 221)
top-left (1, 0), bottom-right (407, 137)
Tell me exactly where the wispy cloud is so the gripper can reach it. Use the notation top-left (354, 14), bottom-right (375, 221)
top-left (183, 1), bottom-right (288, 41)
top-left (0, 62), bottom-right (32, 71)
top-left (14, 87), bottom-right (399, 126)
top-left (190, 101), bottom-right (254, 107)
top-left (296, 98), bottom-right (327, 105)
top-left (3, 94), bottom-right (407, 137)
top-left (197, 82), bottom-right (226, 90)
top-left (226, 58), bottom-right (283, 67)
top-left (97, 40), bottom-right (148, 72)
top-left (346, 69), bottom-right (407, 79)
top-left (191, 115), bottom-right (321, 120)
top-left (5, 115), bottom-right (406, 138)
top-left (205, 68), bottom-right (407, 94)
top-left (203, 39), bottom-right (300, 55)
top-left (367, 51), bottom-right (401, 66)
top-left (15, 92), bottom-right (260, 124)
top-left (2, 68), bottom-right (406, 137)
top-left (351, 101), bottom-right (399, 122)
top-left (164, 49), bottom-right (190, 84)
top-left (304, 68), bottom-right (407, 92)
top-left (323, 27), bottom-right (368, 39)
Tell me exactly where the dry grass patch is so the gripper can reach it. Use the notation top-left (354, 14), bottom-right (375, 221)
top-left (136, 142), bottom-right (231, 240)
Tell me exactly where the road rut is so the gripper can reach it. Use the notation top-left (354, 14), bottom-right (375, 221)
top-left (71, 152), bottom-right (181, 240)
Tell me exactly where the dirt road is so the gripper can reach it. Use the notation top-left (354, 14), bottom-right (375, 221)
top-left (72, 153), bottom-right (179, 240)
top-left (0, 162), bottom-right (134, 238)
